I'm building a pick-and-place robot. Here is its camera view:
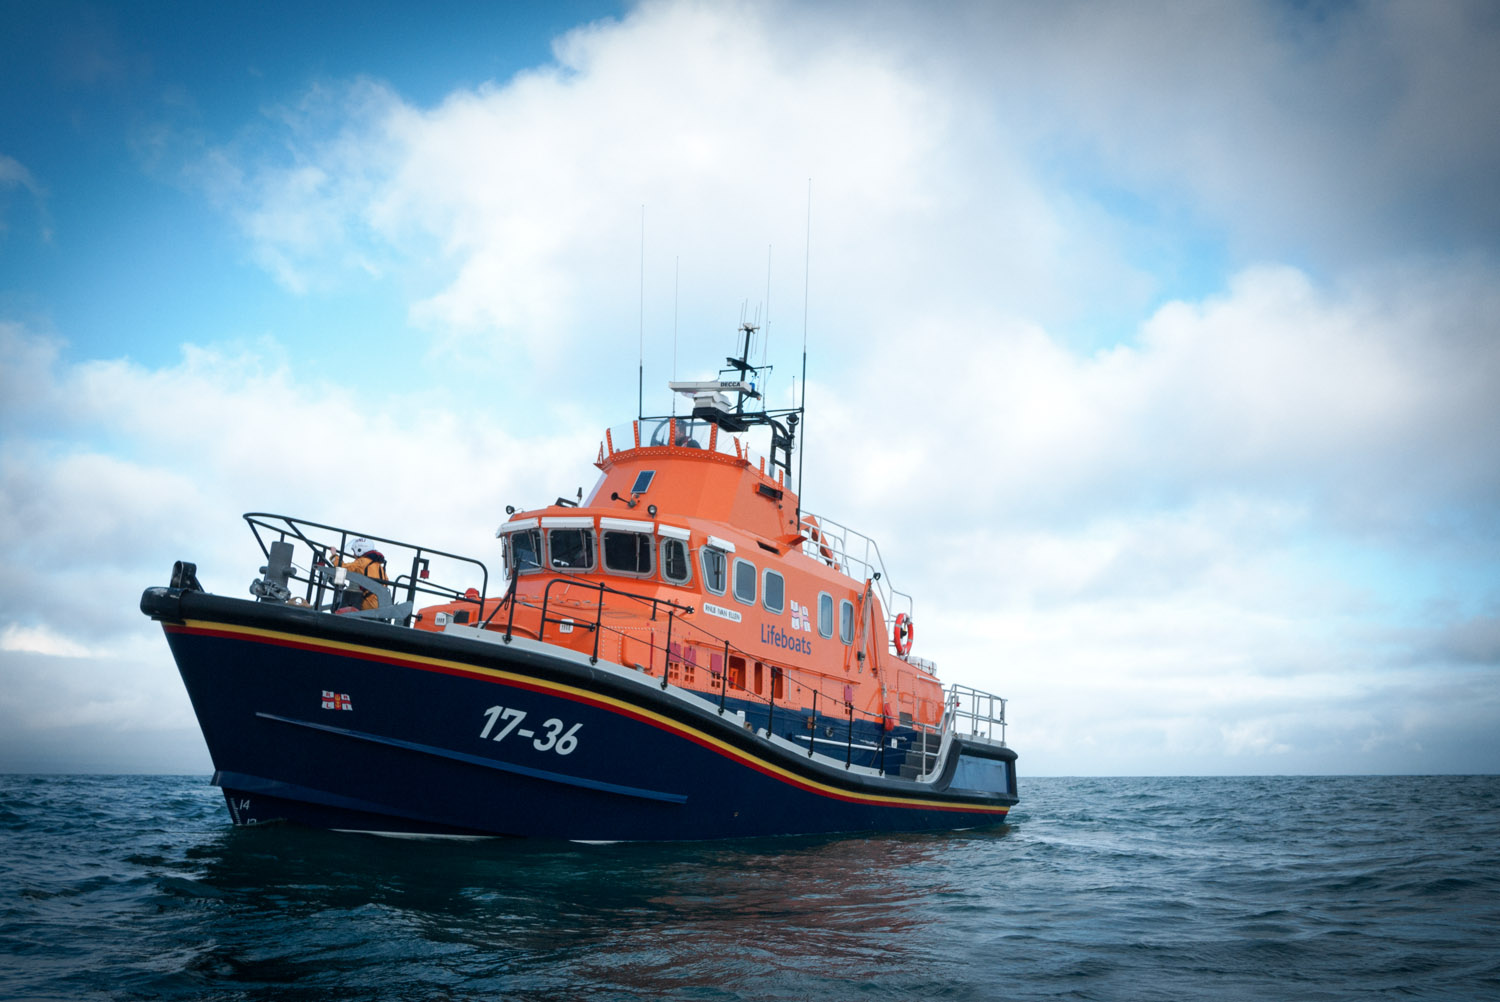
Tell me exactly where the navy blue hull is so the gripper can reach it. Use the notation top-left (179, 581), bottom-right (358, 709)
top-left (145, 587), bottom-right (1016, 841)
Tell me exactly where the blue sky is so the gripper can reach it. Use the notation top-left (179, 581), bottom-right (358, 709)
top-left (2, 0), bottom-right (1498, 774)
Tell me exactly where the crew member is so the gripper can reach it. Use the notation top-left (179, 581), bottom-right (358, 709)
top-left (326, 537), bottom-right (389, 611)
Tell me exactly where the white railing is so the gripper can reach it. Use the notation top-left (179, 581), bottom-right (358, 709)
top-left (903, 655), bottom-right (939, 677)
top-left (946, 684), bottom-right (1007, 745)
top-left (797, 511), bottom-right (913, 628)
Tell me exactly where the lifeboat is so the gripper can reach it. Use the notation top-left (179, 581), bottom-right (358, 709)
top-left (140, 324), bottom-right (1017, 839)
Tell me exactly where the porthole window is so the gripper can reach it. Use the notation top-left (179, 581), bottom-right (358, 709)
top-left (733, 558), bottom-right (757, 605)
top-left (839, 599), bottom-right (854, 645)
top-left (662, 538), bottom-right (691, 584)
top-left (548, 528), bottom-right (595, 572)
top-left (701, 547), bottom-right (727, 595)
top-left (818, 592), bottom-right (834, 638)
top-left (763, 570), bottom-right (785, 613)
top-left (602, 531), bottom-right (653, 576)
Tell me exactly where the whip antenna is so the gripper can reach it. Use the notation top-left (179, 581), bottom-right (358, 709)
top-left (764, 244), bottom-right (772, 370)
top-left (638, 204), bottom-right (644, 421)
top-left (797, 179), bottom-right (811, 513)
top-left (672, 255), bottom-right (679, 416)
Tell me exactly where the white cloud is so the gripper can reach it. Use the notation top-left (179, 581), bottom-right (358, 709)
top-left (0, 152), bottom-right (50, 241)
top-left (0, 153), bottom-right (41, 194)
top-left (933, 0), bottom-right (1500, 264)
top-left (0, 322), bottom-right (597, 643)
top-left (1, 624), bottom-right (100, 659)
top-left (194, 0), bottom-right (1149, 364)
top-left (808, 263), bottom-right (1500, 539)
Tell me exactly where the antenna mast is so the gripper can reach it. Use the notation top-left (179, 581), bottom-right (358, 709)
top-left (638, 205), bottom-right (644, 421)
top-left (796, 179), bottom-right (811, 523)
top-left (672, 255), bottom-right (679, 416)
top-left (764, 244), bottom-right (772, 369)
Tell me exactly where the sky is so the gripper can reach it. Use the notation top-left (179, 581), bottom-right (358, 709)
top-left (2, 0), bottom-right (1497, 775)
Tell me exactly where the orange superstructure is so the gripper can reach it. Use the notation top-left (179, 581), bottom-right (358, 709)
top-left (415, 326), bottom-right (946, 755)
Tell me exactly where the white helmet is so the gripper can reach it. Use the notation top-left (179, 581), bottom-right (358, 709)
top-left (350, 537), bottom-right (373, 556)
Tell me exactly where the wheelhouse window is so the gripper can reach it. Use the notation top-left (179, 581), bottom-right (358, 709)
top-left (818, 592), bottom-right (834, 638)
top-left (762, 570), bottom-right (785, 613)
top-left (733, 558), bottom-right (756, 605)
top-left (674, 419), bottom-right (706, 448)
top-left (661, 538), bottom-right (691, 584)
top-left (839, 599), bottom-right (854, 644)
top-left (548, 528), bottom-right (595, 571)
top-left (602, 530), bottom-right (653, 576)
top-left (701, 547), bottom-right (727, 594)
top-left (506, 529), bottom-right (542, 575)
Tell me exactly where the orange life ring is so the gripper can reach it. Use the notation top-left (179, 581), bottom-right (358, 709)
top-left (893, 613), bottom-right (914, 656)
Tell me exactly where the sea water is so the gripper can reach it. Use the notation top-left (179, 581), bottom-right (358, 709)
top-left (1, 774), bottom-right (1496, 1000)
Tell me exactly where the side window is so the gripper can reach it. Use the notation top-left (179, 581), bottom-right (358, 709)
top-left (548, 529), bottom-right (595, 571)
top-left (701, 548), bottom-right (727, 595)
top-left (762, 570), bottom-right (785, 613)
top-left (818, 592), bottom-right (834, 638)
top-left (602, 531), bottom-right (653, 576)
top-left (662, 538), bottom-right (691, 584)
top-left (732, 558), bottom-right (756, 605)
top-left (839, 599), bottom-right (854, 645)
top-left (507, 530), bottom-right (542, 574)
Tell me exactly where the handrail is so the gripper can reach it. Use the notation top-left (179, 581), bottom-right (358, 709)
top-left (798, 510), bottom-right (913, 631)
top-left (945, 683), bottom-right (1007, 745)
top-left (504, 573), bottom-right (932, 774)
top-left (536, 577), bottom-right (694, 654)
top-left (244, 512), bottom-right (490, 623)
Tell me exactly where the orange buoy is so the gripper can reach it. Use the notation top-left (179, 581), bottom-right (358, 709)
top-left (893, 613), bottom-right (914, 656)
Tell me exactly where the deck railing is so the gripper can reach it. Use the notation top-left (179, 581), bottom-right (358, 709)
top-left (479, 576), bottom-right (934, 775)
top-left (243, 513), bottom-right (489, 626)
top-left (797, 510), bottom-right (914, 637)
top-left (946, 684), bottom-right (1007, 745)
